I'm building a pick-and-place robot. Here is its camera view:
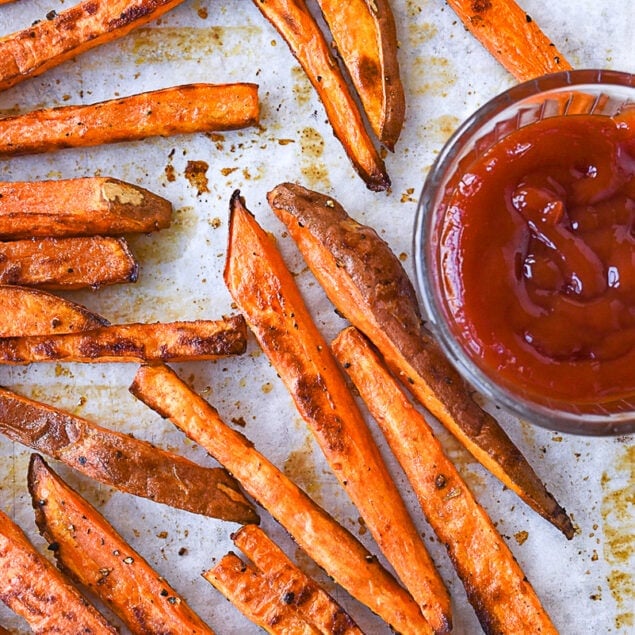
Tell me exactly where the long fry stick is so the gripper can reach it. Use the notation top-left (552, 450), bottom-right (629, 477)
top-left (224, 191), bottom-right (451, 632)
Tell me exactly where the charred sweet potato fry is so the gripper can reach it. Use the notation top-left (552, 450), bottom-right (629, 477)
top-left (252, 0), bottom-right (389, 191)
top-left (267, 182), bottom-right (575, 539)
top-left (0, 0), bottom-right (186, 91)
top-left (0, 236), bottom-right (138, 290)
top-left (446, 0), bottom-right (572, 81)
top-left (0, 507), bottom-right (116, 634)
top-left (130, 363), bottom-right (433, 634)
top-left (0, 314), bottom-right (247, 364)
top-left (0, 387), bottom-right (257, 524)
top-left (0, 285), bottom-right (108, 337)
top-left (0, 83), bottom-right (259, 157)
top-left (224, 192), bottom-right (451, 632)
top-left (29, 454), bottom-right (214, 635)
top-left (0, 177), bottom-right (172, 239)
top-left (333, 326), bottom-right (559, 635)
top-left (316, 0), bottom-right (405, 150)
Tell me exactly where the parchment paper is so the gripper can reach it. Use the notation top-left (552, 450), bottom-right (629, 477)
top-left (0, 1), bottom-right (632, 633)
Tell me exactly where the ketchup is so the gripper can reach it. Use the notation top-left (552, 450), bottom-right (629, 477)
top-left (438, 110), bottom-right (635, 407)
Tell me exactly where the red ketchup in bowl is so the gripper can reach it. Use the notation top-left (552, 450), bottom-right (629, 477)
top-left (438, 109), bottom-right (635, 408)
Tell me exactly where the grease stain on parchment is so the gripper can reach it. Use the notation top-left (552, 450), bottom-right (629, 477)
top-left (283, 433), bottom-right (322, 503)
top-left (299, 127), bottom-right (329, 190)
top-left (411, 56), bottom-right (457, 96)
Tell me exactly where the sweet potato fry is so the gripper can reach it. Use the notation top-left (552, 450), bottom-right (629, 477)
top-left (333, 326), bottom-right (559, 635)
top-left (224, 192), bottom-right (451, 632)
top-left (0, 387), bottom-right (258, 524)
top-left (0, 507), bottom-right (115, 634)
top-left (29, 454), bottom-right (214, 635)
top-left (0, 236), bottom-right (138, 290)
top-left (316, 0), bottom-right (405, 150)
top-left (129, 363), bottom-right (433, 634)
top-left (0, 177), bottom-right (172, 239)
top-left (0, 314), bottom-right (248, 364)
top-left (267, 182), bottom-right (575, 539)
top-left (0, 0), bottom-right (186, 91)
top-left (252, 0), bottom-right (389, 191)
top-left (0, 83), bottom-right (259, 157)
top-left (0, 285), bottom-right (108, 337)
top-left (446, 0), bottom-right (572, 81)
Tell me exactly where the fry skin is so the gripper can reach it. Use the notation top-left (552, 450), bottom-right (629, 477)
top-left (130, 363), bottom-right (434, 635)
top-left (224, 191), bottom-right (451, 632)
top-left (0, 387), bottom-right (258, 524)
top-left (267, 182), bottom-right (574, 539)
top-left (29, 454), bottom-right (214, 635)
top-left (0, 507), bottom-right (115, 634)
top-left (0, 83), bottom-right (259, 157)
top-left (0, 315), bottom-right (248, 364)
top-left (333, 326), bottom-right (558, 635)
top-left (0, 177), bottom-right (172, 239)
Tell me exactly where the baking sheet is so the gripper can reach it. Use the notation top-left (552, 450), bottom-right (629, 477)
top-left (0, 1), bottom-right (633, 633)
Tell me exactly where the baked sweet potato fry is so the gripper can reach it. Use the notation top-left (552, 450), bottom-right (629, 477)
top-left (316, 0), bottom-right (405, 150)
top-left (130, 363), bottom-right (433, 634)
top-left (0, 0), bottom-right (186, 91)
top-left (333, 326), bottom-right (558, 635)
top-left (0, 314), bottom-right (248, 364)
top-left (0, 177), bottom-right (172, 239)
top-left (446, 0), bottom-right (572, 81)
top-left (267, 182), bottom-right (575, 539)
top-left (29, 454), bottom-right (214, 635)
top-left (0, 285), bottom-right (108, 337)
top-left (224, 192), bottom-right (451, 632)
top-left (0, 507), bottom-right (115, 634)
top-left (252, 0), bottom-right (389, 191)
top-left (0, 387), bottom-right (257, 524)
top-left (0, 83), bottom-right (259, 157)
top-left (0, 236), bottom-right (138, 290)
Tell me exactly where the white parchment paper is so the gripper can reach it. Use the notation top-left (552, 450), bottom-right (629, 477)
top-left (0, 1), bottom-right (633, 633)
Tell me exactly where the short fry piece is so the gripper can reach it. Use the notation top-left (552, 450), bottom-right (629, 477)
top-left (0, 0), bottom-right (186, 91)
top-left (446, 0), bottom-right (572, 81)
top-left (333, 326), bottom-right (558, 635)
top-left (0, 387), bottom-right (258, 524)
top-left (28, 454), bottom-right (214, 635)
top-left (0, 507), bottom-right (115, 634)
top-left (0, 177), bottom-right (172, 239)
top-left (0, 315), bottom-right (248, 364)
top-left (252, 0), bottom-right (389, 191)
top-left (316, 0), bottom-right (405, 149)
top-left (267, 182), bottom-right (575, 539)
top-left (0, 285), bottom-right (108, 337)
top-left (0, 236), bottom-right (138, 290)
top-left (0, 83), bottom-right (259, 157)
top-left (224, 192), bottom-right (450, 632)
top-left (130, 363), bottom-right (433, 635)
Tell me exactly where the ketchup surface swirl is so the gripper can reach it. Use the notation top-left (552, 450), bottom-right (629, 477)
top-left (438, 110), bottom-right (635, 406)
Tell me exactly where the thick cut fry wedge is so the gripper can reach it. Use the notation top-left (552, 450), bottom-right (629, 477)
top-left (0, 387), bottom-right (258, 524)
top-left (228, 525), bottom-right (362, 635)
top-left (267, 182), bottom-right (575, 539)
top-left (0, 236), bottom-right (138, 290)
top-left (0, 507), bottom-right (115, 634)
top-left (333, 326), bottom-right (559, 635)
top-left (0, 315), bottom-right (248, 364)
top-left (252, 0), bottom-right (389, 191)
top-left (316, 0), bottom-right (405, 150)
top-left (130, 363), bottom-right (433, 635)
top-left (446, 0), bottom-right (572, 81)
top-left (0, 285), bottom-right (108, 336)
top-left (29, 454), bottom-right (214, 635)
top-left (0, 177), bottom-right (172, 239)
top-left (0, 0), bottom-right (186, 91)
top-left (224, 192), bottom-right (451, 632)
top-left (0, 83), bottom-right (259, 157)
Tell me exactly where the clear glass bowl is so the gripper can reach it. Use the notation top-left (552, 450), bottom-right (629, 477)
top-left (414, 69), bottom-right (635, 435)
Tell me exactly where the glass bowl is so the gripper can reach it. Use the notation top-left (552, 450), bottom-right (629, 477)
top-left (414, 69), bottom-right (635, 436)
